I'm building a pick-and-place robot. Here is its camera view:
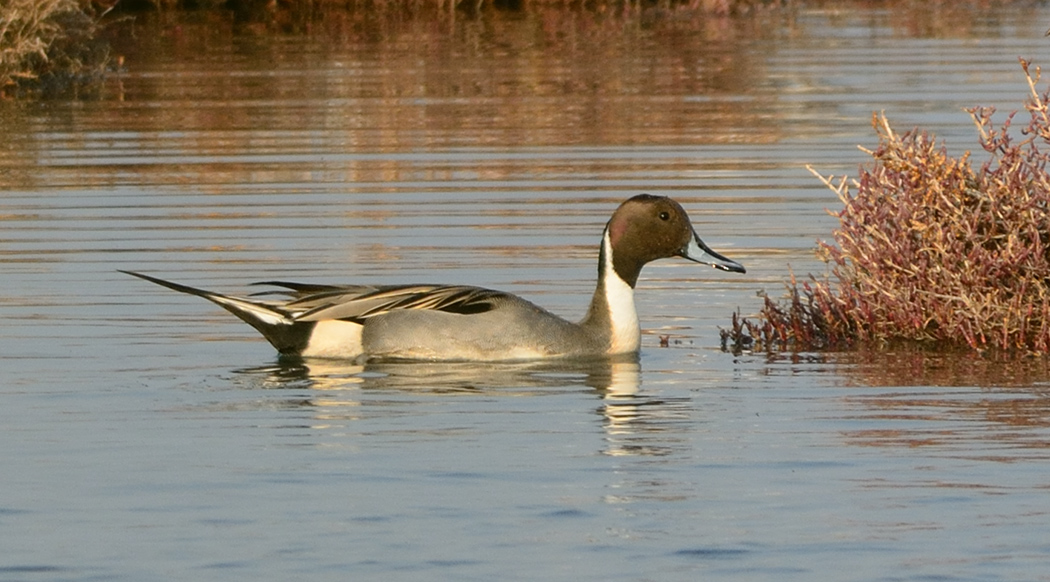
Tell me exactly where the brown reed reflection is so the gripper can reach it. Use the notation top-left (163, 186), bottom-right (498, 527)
top-left (2, 5), bottom-right (787, 191)
top-left (2, 2), bottom-right (1041, 192)
top-left (99, 6), bottom-right (780, 145)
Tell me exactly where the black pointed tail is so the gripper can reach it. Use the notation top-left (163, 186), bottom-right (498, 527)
top-left (120, 270), bottom-right (314, 355)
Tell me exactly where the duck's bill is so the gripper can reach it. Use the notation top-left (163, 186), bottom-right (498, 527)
top-left (680, 233), bottom-right (746, 274)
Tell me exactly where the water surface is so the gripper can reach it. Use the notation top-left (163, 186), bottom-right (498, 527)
top-left (3, 4), bottom-right (1050, 580)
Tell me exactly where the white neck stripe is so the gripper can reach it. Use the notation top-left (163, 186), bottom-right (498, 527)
top-left (602, 230), bottom-right (640, 354)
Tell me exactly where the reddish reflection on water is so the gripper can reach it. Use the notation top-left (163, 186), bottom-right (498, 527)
top-left (763, 348), bottom-right (1050, 455)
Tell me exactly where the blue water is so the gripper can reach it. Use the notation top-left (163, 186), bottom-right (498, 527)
top-left (3, 4), bottom-right (1050, 580)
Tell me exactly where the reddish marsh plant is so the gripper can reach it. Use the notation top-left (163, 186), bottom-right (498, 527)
top-left (724, 59), bottom-right (1050, 354)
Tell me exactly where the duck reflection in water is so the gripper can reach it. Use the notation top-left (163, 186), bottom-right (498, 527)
top-left (234, 356), bottom-right (687, 457)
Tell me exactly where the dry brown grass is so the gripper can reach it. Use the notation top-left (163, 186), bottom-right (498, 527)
top-left (0, 0), bottom-right (108, 95)
top-left (724, 58), bottom-right (1050, 354)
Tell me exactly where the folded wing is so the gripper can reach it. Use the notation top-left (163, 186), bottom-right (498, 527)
top-left (285, 284), bottom-right (506, 323)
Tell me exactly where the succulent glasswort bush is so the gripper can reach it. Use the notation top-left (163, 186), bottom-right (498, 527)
top-left (724, 59), bottom-right (1050, 354)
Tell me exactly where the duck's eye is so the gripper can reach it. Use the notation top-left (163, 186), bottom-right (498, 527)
top-left (659, 211), bottom-right (670, 221)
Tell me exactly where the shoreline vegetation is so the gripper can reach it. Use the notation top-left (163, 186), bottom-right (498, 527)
top-left (724, 60), bottom-right (1050, 356)
top-left (0, 0), bottom-right (108, 96)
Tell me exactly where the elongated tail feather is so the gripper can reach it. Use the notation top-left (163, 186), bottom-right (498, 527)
top-left (120, 270), bottom-right (315, 355)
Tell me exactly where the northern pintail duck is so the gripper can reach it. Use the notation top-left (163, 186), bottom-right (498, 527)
top-left (124, 194), bottom-right (744, 361)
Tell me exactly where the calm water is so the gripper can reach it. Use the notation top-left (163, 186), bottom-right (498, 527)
top-left (4, 4), bottom-right (1050, 580)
